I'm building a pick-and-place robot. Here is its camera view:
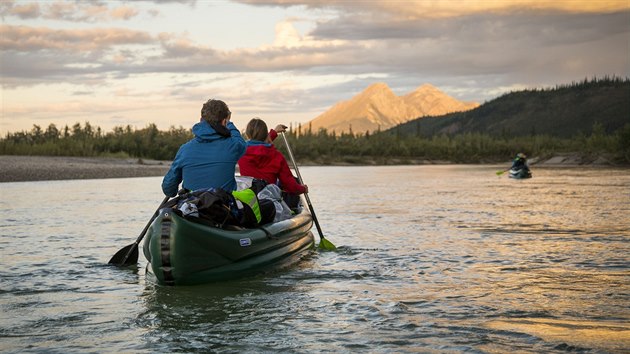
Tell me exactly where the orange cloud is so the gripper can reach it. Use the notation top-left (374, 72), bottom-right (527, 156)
top-left (240, 0), bottom-right (630, 18)
top-left (1, 0), bottom-right (142, 22)
top-left (0, 25), bottom-right (153, 52)
top-left (6, 2), bottom-right (40, 19)
top-left (383, 0), bottom-right (630, 18)
top-left (110, 5), bottom-right (138, 20)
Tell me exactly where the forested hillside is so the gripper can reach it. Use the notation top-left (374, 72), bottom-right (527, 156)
top-left (391, 76), bottom-right (629, 138)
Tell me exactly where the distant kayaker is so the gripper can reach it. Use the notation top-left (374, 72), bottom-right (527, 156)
top-left (238, 118), bottom-right (308, 197)
top-left (161, 99), bottom-right (246, 197)
top-left (511, 153), bottom-right (529, 171)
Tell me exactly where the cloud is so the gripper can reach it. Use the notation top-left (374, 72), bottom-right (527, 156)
top-left (46, 1), bottom-right (105, 22)
top-left (309, 9), bottom-right (629, 44)
top-left (138, 0), bottom-right (197, 5)
top-left (0, 25), bottom-right (153, 51)
top-left (237, 0), bottom-right (630, 18)
top-left (0, 0), bottom-right (143, 22)
top-left (0, 24), bottom-right (155, 87)
top-left (273, 20), bottom-right (302, 47)
top-left (2, 4), bottom-right (627, 97)
top-left (109, 5), bottom-right (139, 20)
top-left (2, 3), bottom-right (628, 86)
top-left (295, 7), bottom-right (630, 95)
top-left (2, 1), bottom-right (40, 19)
top-left (1, 0), bottom-right (628, 135)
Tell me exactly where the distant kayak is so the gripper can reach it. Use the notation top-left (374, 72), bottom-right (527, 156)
top-left (509, 168), bottom-right (532, 179)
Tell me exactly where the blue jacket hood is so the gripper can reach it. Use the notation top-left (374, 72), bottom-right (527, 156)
top-left (192, 121), bottom-right (224, 142)
top-left (161, 120), bottom-right (246, 197)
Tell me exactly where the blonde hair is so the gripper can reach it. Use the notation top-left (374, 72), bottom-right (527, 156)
top-left (245, 118), bottom-right (268, 141)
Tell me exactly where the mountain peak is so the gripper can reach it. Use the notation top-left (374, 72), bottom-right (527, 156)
top-left (406, 83), bottom-right (442, 97)
top-left (307, 83), bottom-right (479, 134)
top-left (415, 83), bottom-right (439, 91)
top-left (360, 82), bottom-right (394, 96)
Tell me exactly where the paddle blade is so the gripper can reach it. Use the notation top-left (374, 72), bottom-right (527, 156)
top-left (318, 237), bottom-right (337, 251)
top-left (108, 244), bottom-right (139, 266)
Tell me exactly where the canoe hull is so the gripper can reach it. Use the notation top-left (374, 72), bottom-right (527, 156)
top-left (143, 203), bottom-right (314, 286)
top-left (509, 168), bottom-right (532, 179)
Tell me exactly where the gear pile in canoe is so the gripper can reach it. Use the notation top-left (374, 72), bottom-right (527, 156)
top-left (142, 190), bottom-right (315, 286)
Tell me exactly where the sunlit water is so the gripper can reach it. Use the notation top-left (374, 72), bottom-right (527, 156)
top-left (1, 165), bottom-right (629, 353)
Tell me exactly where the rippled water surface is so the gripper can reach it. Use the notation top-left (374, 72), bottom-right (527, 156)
top-left (1, 165), bottom-right (629, 353)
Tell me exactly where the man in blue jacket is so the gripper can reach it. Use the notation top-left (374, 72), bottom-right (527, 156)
top-left (162, 99), bottom-right (247, 197)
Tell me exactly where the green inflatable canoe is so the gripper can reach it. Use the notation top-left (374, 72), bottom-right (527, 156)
top-left (143, 200), bottom-right (315, 286)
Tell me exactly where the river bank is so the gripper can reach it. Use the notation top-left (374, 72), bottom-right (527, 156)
top-left (0, 154), bottom-right (625, 183)
top-left (0, 155), bottom-right (171, 183)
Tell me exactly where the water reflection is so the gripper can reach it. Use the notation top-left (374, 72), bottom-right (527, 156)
top-left (485, 318), bottom-right (630, 352)
top-left (1, 167), bottom-right (629, 353)
top-left (138, 275), bottom-right (305, 352)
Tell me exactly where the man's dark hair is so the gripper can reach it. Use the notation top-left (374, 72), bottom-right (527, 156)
top-left (201, 99), bottom-right (230, 124)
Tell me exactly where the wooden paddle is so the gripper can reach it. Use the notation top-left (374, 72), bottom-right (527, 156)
top-left (280, 132), bottom-right (336, 251)
top-left (108, 196), bottom-right (170, 266)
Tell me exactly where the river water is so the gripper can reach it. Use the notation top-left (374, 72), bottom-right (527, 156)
top-left (1, 165), bottom-right (629, 353)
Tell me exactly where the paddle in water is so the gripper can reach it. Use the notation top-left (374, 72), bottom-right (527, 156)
top-left (280, 132), bottom-right (337, 251)
top-left (109, 195), bottom-right (170, 266)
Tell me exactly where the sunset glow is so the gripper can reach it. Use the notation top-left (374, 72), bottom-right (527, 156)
top-left (1, 0), bottom-right (628, 134)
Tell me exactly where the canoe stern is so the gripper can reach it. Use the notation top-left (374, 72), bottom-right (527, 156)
top-left (143, 206), bottom-right (315, 285)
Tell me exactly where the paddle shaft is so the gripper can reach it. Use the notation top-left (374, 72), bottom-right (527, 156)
top-left (110, 195), bottom-right (169, 265)
top-left (133, 196), bottom-right (170, 244)
top-left (280, 132), bottom-right (326, 240)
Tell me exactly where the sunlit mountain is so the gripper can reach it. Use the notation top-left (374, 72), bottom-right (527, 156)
top-left (306, 83), bottom-right (479, 134)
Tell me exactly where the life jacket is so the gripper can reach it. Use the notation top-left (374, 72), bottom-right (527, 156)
top-left (232, 177), bottom-right (277, 227)
top-left (232, 189), bottom-right (262, 227)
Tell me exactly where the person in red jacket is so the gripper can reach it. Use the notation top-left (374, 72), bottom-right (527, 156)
top-left (238, 118), bottom-right (308, 195)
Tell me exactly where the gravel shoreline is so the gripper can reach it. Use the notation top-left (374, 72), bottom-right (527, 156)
top-left (1, 154), bottom-right (623, 183)
top-left (0, 155), bottom-right (171, 183)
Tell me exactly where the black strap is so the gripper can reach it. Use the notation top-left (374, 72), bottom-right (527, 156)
top-left (159, 212), bottom-right (175, 286)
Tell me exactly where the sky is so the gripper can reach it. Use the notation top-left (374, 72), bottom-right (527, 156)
top-left (1, 0), bottom-right (629, 135)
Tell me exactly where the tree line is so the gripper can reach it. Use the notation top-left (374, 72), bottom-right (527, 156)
top-left (2, 120), bottom-right (629, 165)
top-left (1, 122), bottom-right (190, 161)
